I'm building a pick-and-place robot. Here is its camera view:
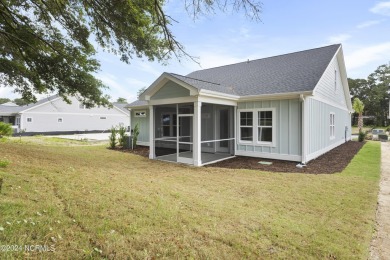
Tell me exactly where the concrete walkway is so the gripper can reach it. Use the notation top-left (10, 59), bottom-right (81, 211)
top-left (370, 142), bottom-right (390, 260)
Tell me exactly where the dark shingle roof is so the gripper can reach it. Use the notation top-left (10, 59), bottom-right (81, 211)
top-left (112, 102), bottom-right (130, 113)
top-left (127, 100), bottom-right (148, 108)
top-left (185, 44), bottom-right (340, 96)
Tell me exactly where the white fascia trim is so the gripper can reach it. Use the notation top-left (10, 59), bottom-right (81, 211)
top-left (235, 150), bottom-right (301, 162)
top-left (198, 95), bottom-right (237, 106)
top-left (199, 89), bottom-right (240, 100)
top-left (149, 96), bottom-right (197, 106)
top-left (309, 96), bottom-right (350, 112)
top-left (19, 96), bottom-right (62, 113)
top-left (238, 91), bottom-right (312, 101)
top-left (306, 138), bottom-right (346, 163)
top-left (143, 73), bottom-right (199, 100)
top-left (336, 47), bottom-right (353, 112)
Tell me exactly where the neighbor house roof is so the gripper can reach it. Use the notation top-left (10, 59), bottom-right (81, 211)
top-left (183, 44), bottom-right (341, 96)
top-left (127, 100), bottom-right (148, 108)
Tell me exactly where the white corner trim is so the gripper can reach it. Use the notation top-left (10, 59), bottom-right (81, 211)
top-left (306, 138), bottom-right (346, 163)
top-left (235, 150), bottom-right (302, 162)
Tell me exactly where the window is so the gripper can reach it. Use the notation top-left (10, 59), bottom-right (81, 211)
top-left (57, 118), bottom-right (63, 123)
top-left (258, 111), bottom-right (273, 142)
top-left (100, 117), bottom-right (107, 120)
top-left (27, 117), bottom-right (32, 123)
top-left (135, 110), bottom-right (146, 117)
top-left (162, 113), bottom-right (177, 137)
top-left (240, 112), bottom-right (253, 142)
top-left (330, 113), bottom-right (335, 139)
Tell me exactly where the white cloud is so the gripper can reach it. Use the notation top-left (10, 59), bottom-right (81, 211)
top-left (356, 20), bottom-right (382, 29)
top-left (327, 34), bottom-right (351, 44)
top-left (370, 1), bottom-right (390, 16)
top-left (97, 73), bottom-right (136, 102)
top-left (345, 42), bottom-right (390, 70)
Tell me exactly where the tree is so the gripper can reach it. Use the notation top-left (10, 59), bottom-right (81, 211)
top-left (13, 98), bottom-right (30, 106)
top-left (0, 1), bottom-right (262, 107)
top-left (116, 97), bottom-right (127, 103)
top-left (137, 87), bottom-right (147, 99)
top-left (353, 98), bottom-right (365, 133)
top-left (0, 98), bottom-right (11, 104)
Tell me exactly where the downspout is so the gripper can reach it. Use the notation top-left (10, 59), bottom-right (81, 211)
top-left (300, 94), bottom-right (307, 165)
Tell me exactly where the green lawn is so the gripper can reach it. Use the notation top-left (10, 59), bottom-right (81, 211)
top-left (0, 138), bottom-right (381, 259)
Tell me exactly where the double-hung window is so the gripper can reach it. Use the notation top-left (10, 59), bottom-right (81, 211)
top-left (239, 109), bottom-right (274, 145)
top-left (240, 112), bottom-right (253, 142)
top-left (330, 113), bottom-right (335, 139)
top-left (162, 113), bottom-right (177, 137)
top-left (258, 111), bottom-right (273, 143)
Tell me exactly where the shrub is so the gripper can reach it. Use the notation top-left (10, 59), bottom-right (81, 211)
top-left (132, 123), bottom-right (140, 149)
top-left (0, 159), bottom-right (10, 168)
top-left (118, 125), bottom-right (127, 147)
top-left (109, 126), bottom-right (117, 148)
top-left (358, 131), bottom-right (366, 142)
top-left (0, 122), bottom-right (13, 137)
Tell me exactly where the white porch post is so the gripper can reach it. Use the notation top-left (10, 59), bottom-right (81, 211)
top-left (193, 101), bottom-right (202, 166)
top-left (234, 105), bottom-right (237, 155)
top-left (149, 105), bottom-right (155, 159)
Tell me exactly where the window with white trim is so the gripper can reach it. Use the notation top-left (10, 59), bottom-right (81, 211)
top-left (330, 113), bottom-right (335, 139)
top-left (258, 111), bottom-right (273, 143)
top-left (162, 113), bottom-right (177, 137)
top-left (27, 117), bottom-right (33, 123)
top-left (57, 118), bottom-right (63, 123)
top-left (240, 111), bottom-right (253, 142)
top-left (135, 110), bottom-right (146, 117)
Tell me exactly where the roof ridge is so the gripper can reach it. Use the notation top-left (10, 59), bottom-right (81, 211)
top-left (188, 44), bottom-right (341, 74)
top-left (170, 73), bottom-right (221, 86)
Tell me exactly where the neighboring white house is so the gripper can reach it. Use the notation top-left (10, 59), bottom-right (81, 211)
top-left (0, 95), bottom-right (129, 134)
top-left (127, 44), bottom-right (353, 166)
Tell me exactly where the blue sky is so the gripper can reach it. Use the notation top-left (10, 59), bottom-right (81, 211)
top-left (2, 0), bottom-right (390, 102)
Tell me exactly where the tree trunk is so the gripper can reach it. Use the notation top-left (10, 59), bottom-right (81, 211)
top-left (358, 113), bottom-right (363, 133)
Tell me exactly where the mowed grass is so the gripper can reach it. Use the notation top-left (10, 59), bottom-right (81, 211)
top-left (0, 138), bottom-right (381, 259)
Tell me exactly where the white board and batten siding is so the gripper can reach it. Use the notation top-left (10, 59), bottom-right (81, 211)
top-left (305, 53), bottom-right (352, 162)
top-left (20, 96), bottom-right (129, 133)
top-left (236, 99), bottom-right (302, 162)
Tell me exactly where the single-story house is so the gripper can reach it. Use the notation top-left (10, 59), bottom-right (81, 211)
top-left (0, 95), bottom-right (129, 134)
top-left (127, 44), bottom-right (352, 166)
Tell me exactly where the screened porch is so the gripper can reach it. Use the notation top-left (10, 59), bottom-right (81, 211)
top-left (150, 102), bottom-right (235, 166)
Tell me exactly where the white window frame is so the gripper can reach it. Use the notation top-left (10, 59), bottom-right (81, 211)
top-left (238, 110), bottom-right (254, 144)
top-left (161, 112), bottom-right (177, 137)
top-left (134, 110), bottom-right (147, 117)
top-left (57, 118), bottom-right (63, 123)
top-left (256, 108), bottom-right (275, 146)
top-left (26, 117), bottom-right (33, 123)
top-left (238, 108), bottom-right (276, 147)
top-left (330, 112), bottom-right (335, 140)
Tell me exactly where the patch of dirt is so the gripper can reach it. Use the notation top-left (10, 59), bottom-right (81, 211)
top-left (207, 141), bottom-right (365, 174)
top-left (112, 146), bottom-right (149, 158)
top-left (370, 142), bottom-right (390, 259)
top-left (113, 142), bottom-right (364, 174)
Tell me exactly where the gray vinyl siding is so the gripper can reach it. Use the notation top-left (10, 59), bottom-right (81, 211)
top-left (131, 109), bottom-right (149, 144)
top-left (236, 99), bottom-right (302, 158)
top-left (151, 81), bottom-right (190, 100)
top-left (314, 56), bottom-right (347, 107)
top-left (306, 98), bottom-right (351, 157)
top-left (19, 96), bottom-right (129, 132)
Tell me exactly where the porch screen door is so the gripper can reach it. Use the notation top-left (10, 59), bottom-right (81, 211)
top-left (177, 115), bottom-right (193, 164)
